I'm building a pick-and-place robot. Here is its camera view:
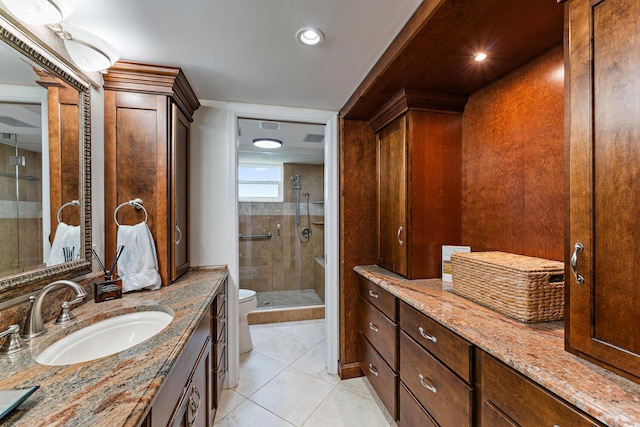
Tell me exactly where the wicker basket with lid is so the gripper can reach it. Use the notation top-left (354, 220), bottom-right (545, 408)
top-left (451, 251), bottom-right (565, 322)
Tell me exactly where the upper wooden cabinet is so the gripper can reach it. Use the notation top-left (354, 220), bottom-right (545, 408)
top-left (565, 0), bottom-right (640, 383)
top-left (374, 90), bottom-right (464, 279)
top-left (104, 61), bottom-right (200, 286)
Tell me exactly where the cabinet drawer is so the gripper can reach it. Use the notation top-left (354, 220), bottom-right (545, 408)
top-left (478, 350), bottom-right (603, 427)
top-left (480, 400), bottom-right (518, 427)
top-left (400, 301), bottom-right (472, 382)
top-left (400, 332), bottom-right (472, 427)
top-left (213, 346), bottom-right (227, 409)
top-left (215, 288), bottom-right (226, 318)
top-left (359, 296), bottom-right (398, 369)
top-left (359, 333), bottom-right (398, 419)
top-left (359, 276), bottom-right (397, 321)
top-left (399, 383), bottom-right (438, 427)
top-left (214, 301), bottom-right (226, 344)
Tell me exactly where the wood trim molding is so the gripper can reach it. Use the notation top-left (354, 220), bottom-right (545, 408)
top-left (340, 0), bottom-right (448, 117)
top-left (369, 88), bottom-right (468, 133)
top-left (103, 60), bottom-right (200, 119)
top-left (339, 362), bottom-right (363, 380)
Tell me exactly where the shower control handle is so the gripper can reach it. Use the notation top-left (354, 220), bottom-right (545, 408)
top-left (397, 226), bottom-right (404, 246)
top-left (277, 224), bottom-right (281, 239)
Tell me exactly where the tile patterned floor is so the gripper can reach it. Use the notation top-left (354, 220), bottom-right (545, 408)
top-left (256, 289), bottom-right (324, 309)
top-left (214, 319), bottom-right (397, 427)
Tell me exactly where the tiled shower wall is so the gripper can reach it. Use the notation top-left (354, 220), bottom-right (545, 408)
top-left (239, 163), bottom-right (325, 304)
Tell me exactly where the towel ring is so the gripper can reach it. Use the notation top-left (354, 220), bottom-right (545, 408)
top-left (114, 198), bottom-right (148, 226)
top-left (56, 200), bottom-right (80, 224)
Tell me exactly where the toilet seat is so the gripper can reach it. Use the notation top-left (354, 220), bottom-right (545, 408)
top-left (239, 289), bottom-right (256, 302)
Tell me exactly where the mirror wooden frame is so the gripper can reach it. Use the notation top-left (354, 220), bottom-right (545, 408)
top-left (0, 18), bottom-right (91, 303)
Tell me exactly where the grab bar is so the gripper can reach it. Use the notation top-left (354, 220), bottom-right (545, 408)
top-left (239, 233), bottom-right (272, 240)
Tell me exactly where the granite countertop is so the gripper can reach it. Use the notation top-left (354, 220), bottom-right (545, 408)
top-left (0, 268), bottom-right (227, 427)
top-left (355, 265), bottom-right (640, 427)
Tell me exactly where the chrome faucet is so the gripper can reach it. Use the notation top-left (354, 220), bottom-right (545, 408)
top-left (22, 280), bottom-right (87, 339)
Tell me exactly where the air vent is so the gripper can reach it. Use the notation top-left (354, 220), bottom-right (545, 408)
top-left (303, 133), bottom-right (324, 143)
top-left (0, 116), bottom-right (37, 128)
top-left (259, 121), bottom-right (281, 130)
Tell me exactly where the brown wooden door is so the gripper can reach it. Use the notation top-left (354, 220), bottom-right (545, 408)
top-left (377, 116), bottom-right (407, 276)
top-left (171, 104), bottom-right (189, 281)
top-left (566, 0), bottom-right (640, 381)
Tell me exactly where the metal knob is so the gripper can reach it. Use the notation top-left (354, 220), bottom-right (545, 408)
top-left (0, 325), bottom-right (27, 355)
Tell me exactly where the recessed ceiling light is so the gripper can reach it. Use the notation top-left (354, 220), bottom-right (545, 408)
top-left (474, 52), bottom-right (488, 62)
top-left (296, 28), bottom-right (324, 46)
top-left (253, 138), bottom-right (283, 149)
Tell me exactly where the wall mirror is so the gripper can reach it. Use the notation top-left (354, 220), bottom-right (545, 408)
top-left (0, 16), bottom-right (91, 303)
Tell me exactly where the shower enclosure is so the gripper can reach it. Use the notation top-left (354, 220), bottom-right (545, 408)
top-left (238, 162), bottom-right (325, 311)
top-left (0, 132), bottom-right (43, 275)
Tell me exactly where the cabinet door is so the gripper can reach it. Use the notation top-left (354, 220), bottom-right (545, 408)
top-left (104, 90), bottom-right (169, 284)
top-left (377, 116), bottom-right (407, 276)
top-left (566, 0), bottom-right (640, 381)
top-left (171, 104), bottom-right (190, 281)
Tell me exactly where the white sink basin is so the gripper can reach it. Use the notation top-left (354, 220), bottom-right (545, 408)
top-left (35, 311), bottom-right (173, 366)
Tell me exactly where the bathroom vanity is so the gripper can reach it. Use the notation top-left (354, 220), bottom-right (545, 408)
top-left (0, 268), bottom-right (227, 426)
top-left (355, 265), bottom-right (640, 427)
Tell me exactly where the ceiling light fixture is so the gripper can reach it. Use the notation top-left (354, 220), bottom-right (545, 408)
top-left (474, 52), bottom-right (488, 62)
top-left (2, 0), bottom-right (74, 25)
top-left (253, 138), bottom-right (283, 149)
top-left (49, 24), bottom-right (119, 72)
top-left (296, 28), bottom-right (325, 46)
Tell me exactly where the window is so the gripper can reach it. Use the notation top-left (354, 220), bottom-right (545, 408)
top-left (238, 164), bottom-right (283, 202)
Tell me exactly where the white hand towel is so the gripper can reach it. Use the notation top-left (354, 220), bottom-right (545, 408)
top-left (47, 222), bottom-right (80, 266)
top-left (116, 222), bottom-right (162, 292)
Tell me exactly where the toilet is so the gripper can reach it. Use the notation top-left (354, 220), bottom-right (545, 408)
top-left (239, 289), bottom-right (258, 354)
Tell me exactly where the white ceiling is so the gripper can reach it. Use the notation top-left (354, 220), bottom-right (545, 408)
top-left (66, 0), bottom-right (423, 110)
top-left (237, 118), bottom-right (326, 165)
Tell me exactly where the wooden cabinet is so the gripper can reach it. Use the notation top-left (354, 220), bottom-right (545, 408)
top-left (212, 278), bottom-right (227, 412)
top-left (399, 301), bottom-right (472, 427)
top-left (150, 305), bottom-right (212, 427)
top-left (565, 0), bottom-right (640, 383)
top-left (357, 276), bottom-right (398, 419)
top-left (373, 91), bottom-right (463, 279)
top-left (104, 61), bottom-right (200, 286)
top-left (475, 349), bottom-right (604, 427)
top-left (144, 281), bottom-right (227, 426)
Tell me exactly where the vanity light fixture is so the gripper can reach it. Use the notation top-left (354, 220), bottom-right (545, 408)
top-left (253, 138), bottom-right (283, 149)
top-left (49, 24), bottom-right (119, 72)
top-left (2, 0), bottom-right (73, 25)
top-left (474, 52), bottom-right (488, 62)
top-left (296, 28), bottom-right (325, 46)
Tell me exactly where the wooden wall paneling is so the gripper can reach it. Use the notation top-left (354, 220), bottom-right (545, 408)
top-left (43, 79), bottom-right (80, 242)
top-left (339, 117), bottom-right (377, 379)
top-left (341, 0), bottom-right (563, 120)
top-left (461, 46), bottom-right (564, 261)
top-left (407, 110), bottom-right (462, 278)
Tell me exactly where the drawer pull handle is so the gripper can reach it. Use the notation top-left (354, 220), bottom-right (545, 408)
top-left (418, 327), bottom-right (437, 343)
top-left (368, 322), bottom-right (379, 333)
top-left (418, 374), bottom-right (437, 394)
top-left (397, 226), bottom-right (404, 246)
top-left (570, 242), bottom-right (584, 285)
top-left (368, 364), bottom-right (379, 376)
top-left (187, 385), bottom-right (201, 426)
top-left (368, 290), bottom-right (379, 299)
